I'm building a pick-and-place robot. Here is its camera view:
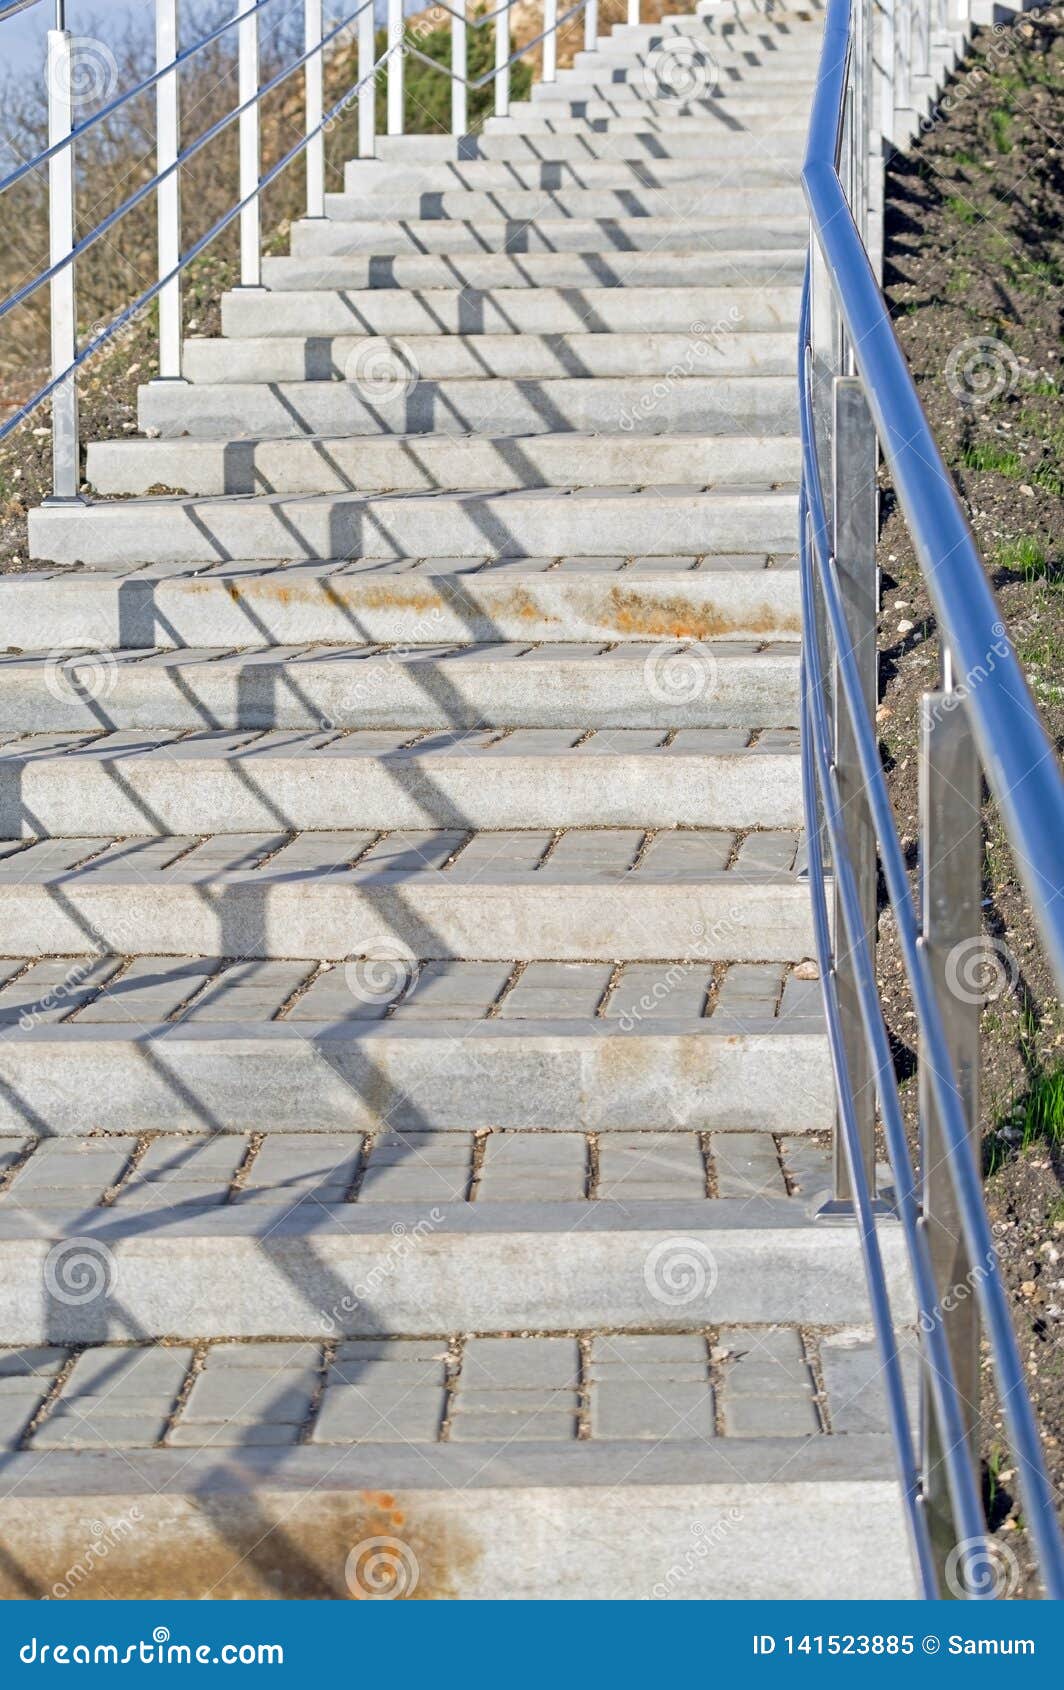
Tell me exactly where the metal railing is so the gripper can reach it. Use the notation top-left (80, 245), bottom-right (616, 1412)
top-left (0, 0), bottom-right (636, 495)
top-left (802, 0), bottom-right (1064, 1599)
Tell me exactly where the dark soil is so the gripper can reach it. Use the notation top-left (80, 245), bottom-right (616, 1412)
top-left (881, 10), bottom-right (1064, 1592)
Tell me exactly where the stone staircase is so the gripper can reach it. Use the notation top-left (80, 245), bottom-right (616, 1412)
top-left (0, 0), bottom-right (917, 1599)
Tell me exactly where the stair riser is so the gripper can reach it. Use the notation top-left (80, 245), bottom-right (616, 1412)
top-left (224, 283), bottom-right (801, 337)
top-left (0, 653), bottom-right (799, 733)
top-left (260, 251), bottom-right (807, 290)
top-left (322, 188), bottom-right (804, 221)
top-left (0, 1211), bottom-right (896, 1341)
top-left (0, 1026), bottom-right (829, 1133)
top-left (8, 568), bottom-right (801, 649)
top-left (134, 376), bottom-right (796, 439)
top-left (180, 333), bottom-right (796, 386)
top-left (30, 493), bottom-right (799, 567)
top-left (0, 881), bottom-right (814, 962)
top-left (87, 433), bottom-right (802, 497)
top-left (342, 157), bottom-right (801, 191)
top-left (289, 217), bottom-right (807, 257)
top-left (0, 1462), bottom-right (915, 1601)
top-left (482, 114), bottom-right (807, 131)
top-left (572, 44), bottom-right (824, 66)
top-left (530, 75), bottom-right (816, 99)
top-left (0, 753), bottom-right (802, 837)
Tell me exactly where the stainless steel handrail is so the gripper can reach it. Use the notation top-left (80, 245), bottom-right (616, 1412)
top-left (801, 0), bottom-right (1064, 1599)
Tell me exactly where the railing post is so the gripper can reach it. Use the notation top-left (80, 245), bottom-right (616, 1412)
top-left (494, 0), bottom-right (509, 120)
top-left (822, 375), bottom-right (879, 1212)
top-left (387, 0), bottom-right (404, 136)
top-left (44, 11), bottom-right (81, 503)
top-left (919, 677), bottom-right (982, 1580)
top-left (236, 0), bottom-right (261, 288)
top-left (358, 0), bottom-right (375, 158)
top-left (543, 0), bottom-right (557, 83)
top-left (584, 0), bottom-right (598, 54)
top-left (304, 0), bottom-right (325, 218)
top-left (452, 0), bottom-right (467, 137)
top-left (628, 0), bottom-right (640, 24)
top-left (153, 0), bottom-right (184, 383)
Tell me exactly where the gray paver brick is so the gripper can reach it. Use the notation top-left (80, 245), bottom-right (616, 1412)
top-left (592, 1379), bottom-right (715, 1439)
top-left (461, 1337), bottom-right (579, 1389)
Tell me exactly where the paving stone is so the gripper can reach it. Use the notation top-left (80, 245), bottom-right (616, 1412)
top-left (538, 829), bottom-right (643, 879)
top-left (477, 1132), bottom-right (587, 1200)
top-left (592, 1378), bottom-right (715, 1439)
top-left (820, 1331), bottom-right (920, 1435)
top-left (0, 957), bottom-right (121, 1025)
top-left (636, 831), bottom-right (733, 879)
top-left (75, 957), bottom-right (220, 1022)
top-left (604, 963), bottom-right (713, 1022)
top-left (448, 1408), bottom-right (578, 1441)
top-left (168, 1421), bottom-right (303, 1447)
top-left (333, 1338), bottom-right (449, 1365)
top-left (183, 1368), bottom-right (318, 1424)
top-left (0, 1346), bottom-right (67, 1378)
top-left (588, 1333), bottom-right (709, 1380)
top-left (391, 960), bottom-right (512, 1018)
top-left (710, 1132), bottom-right (786, 1198)
top-left (311, 1388), bottom-right (445, 1443)
top-left (721, 1394), bottom-right (819, 1437)
top-left (596, 1132), bottom-right (705, 1200)
top-left (32, 1414), bottom-right (170, 1449)
top-left (61, 1347), bottom-right (193, 1398)
top-left (10, 1138), bottom-right (138, 1200)
top-left (461, 1336), bottom-right (579, 1389)
top-left (179, 961), bottom-right (313, 1021)
top-left (714, 963), bottom-right (784, 1020)
top-left (206, 1341), bottom-right (323, 1370)
top-left (237, 1134), bottom-right (361, 1202)
top-left (497, 962), bottom-right (612, 1018)
top-left (284, 964), bottom-right (391, 1020)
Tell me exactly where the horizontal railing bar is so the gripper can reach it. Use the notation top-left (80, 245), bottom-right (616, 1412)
top-left (803, 1), bottom-right (1064, 992)
top-left (0, 34), bottom-right (398, 448)
top-left (0, 0), bottom-right (283, 196)
top-left (0, 0), bottom-right (42, 21)
top-left (0, 0), bottom-right (373, 330)
top-left (799, 253), bottom-right (1064, 1594)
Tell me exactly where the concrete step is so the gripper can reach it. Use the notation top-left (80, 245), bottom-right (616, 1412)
top-left (0, 1325), bottom-right (913, 1598)
top-left (7, 554), bottom-right (801, 647)
top-left (0, 826), bottom-right (814, 960)
top-left (0, 987), bottom-right (827, 1132)
top-left (259, 249), bottom-right (806, 292)
top-left (0, 642), bottom-right (799, 732)
top-left (342, 155), bottom-right (801, 193)
top-left (221, 284), bottom-right (803, 338)
top-left (0, 727), bottom-right (802, 834)
top-left (86, 431), bottom-right (802, 498)
top-left (370, 130), bottom-right (804, 162)
top-left (288, 214), bottom-right (808, 257)
top-left (134, 373), bottom-right (796, 438)
top-left (571, 42), bottom-right (824, 67)
top-left (177, 330), bottom-right (796, 386)
top-left (29, 488), bottom-right (799, 568)
top-left (321, 185), bottom-right (804, 222)
top-left (0, 1199), bottom-right (899, 1343)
